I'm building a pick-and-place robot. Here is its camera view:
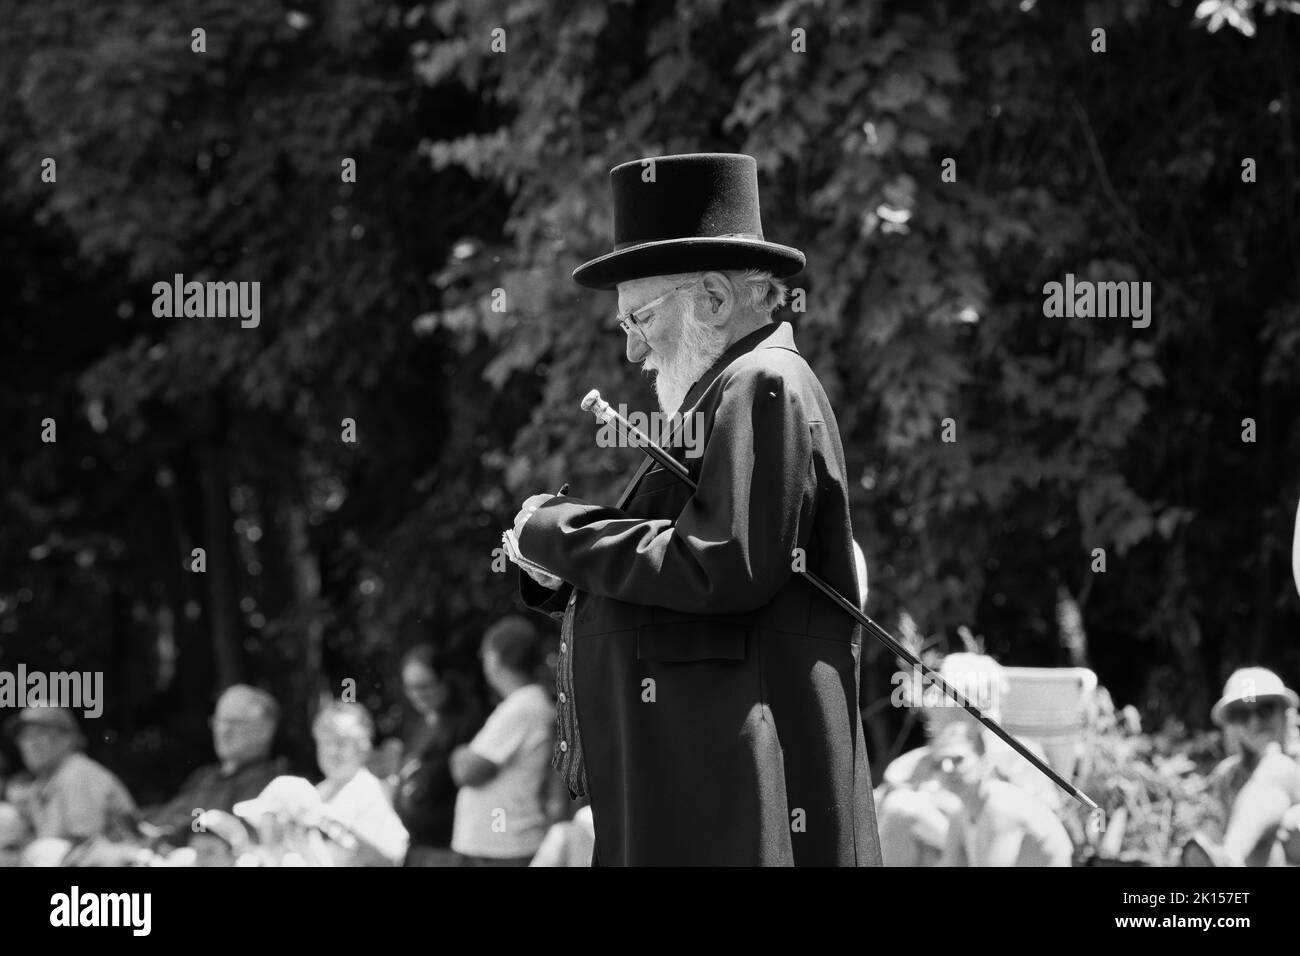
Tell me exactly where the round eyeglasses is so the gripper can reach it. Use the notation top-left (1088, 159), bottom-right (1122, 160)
top-left (615, 278), bottom-right (704, 344)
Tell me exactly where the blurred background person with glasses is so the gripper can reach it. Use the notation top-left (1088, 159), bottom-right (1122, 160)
top-left (141, 684), bottom-right (286, 847)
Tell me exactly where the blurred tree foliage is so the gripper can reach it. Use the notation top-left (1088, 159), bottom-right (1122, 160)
top-left (1, 0), bottom-right (1297, 796)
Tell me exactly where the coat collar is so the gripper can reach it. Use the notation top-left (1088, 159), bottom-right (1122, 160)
top-left (613, 320), bottom-right (798, 509)
top-left (678, 320), bottom-right (798, 412)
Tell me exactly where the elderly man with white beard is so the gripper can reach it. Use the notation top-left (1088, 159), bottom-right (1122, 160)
top-left (620, 271), bottom-right (765, 417)
top-left (505, 153), bottom-right (882, 867)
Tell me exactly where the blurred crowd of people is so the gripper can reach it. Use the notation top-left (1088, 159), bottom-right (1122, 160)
top-left (0, 615), bottom-right (593, 867)
top-left (875, 655), bottom-right (1300, 867)
top-left (1, 624), bottom-right (1297, 866)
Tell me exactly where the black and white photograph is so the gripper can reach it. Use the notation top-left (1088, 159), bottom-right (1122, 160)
top-left (1, 0), bottom-right (1298, 935)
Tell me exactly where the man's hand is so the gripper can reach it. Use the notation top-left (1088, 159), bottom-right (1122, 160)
top-left (513, 493), bottom-right (557, 538)
top-left (502, 528), bottom-right (563, 589)
top-left (1252, 742), bottom-right (1300, 794)
top-left (508, 493), bottom-right (563, 589)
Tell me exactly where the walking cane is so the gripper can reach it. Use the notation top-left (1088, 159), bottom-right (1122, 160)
top-left (580, 389), bottom-right (1103, 824)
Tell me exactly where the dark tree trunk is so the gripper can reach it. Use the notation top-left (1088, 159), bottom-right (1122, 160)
top-left (196, 441), bottom-right (243, 690)
top-left (286, 495), bottom-right (326, 720)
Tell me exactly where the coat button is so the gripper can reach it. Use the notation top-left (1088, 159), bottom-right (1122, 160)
top-left (559, 642), bottom-right (567, 653)
top-left (559, 740), bottom-right (568, 752)
top-left (558, 692), bottom-right (567, 703)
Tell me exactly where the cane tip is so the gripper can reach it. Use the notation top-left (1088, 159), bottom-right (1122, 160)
top-left (580, 389), bottom-right (602, 412)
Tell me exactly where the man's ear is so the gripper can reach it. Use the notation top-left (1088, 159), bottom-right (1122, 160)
top-left (699, 272), bottom-right (733, 327)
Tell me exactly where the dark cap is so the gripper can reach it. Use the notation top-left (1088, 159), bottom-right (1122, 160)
top-left (6, 706), bottom-right (81, 739)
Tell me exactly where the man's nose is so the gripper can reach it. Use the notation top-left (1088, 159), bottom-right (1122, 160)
top-left (622, 321), bottom-right (650, 363)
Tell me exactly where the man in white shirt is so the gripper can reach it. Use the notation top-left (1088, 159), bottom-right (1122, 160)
top-left (450, 616), bottom-right (556, 865)
top-left (934, 719), bottom-right (1073, 867)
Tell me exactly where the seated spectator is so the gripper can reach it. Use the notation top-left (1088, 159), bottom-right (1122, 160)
top-left (0, 801), bottom-right (31, 867)
top-left (450, 615), bottom-right (556, 866)
top-left (311, 702), bottom-right (409, 866)
top-left (142, 684), bottom-right (286, 843)
top-left (228, 706), bottom-right (411, 868)
top-left (5, 707), bottom-right (136, 842)
top-left (876, 653), bottom-right (1056, 866)
top-left (934, 719), bottom-right (1074, 867)
top-left (392, 645), bottom-right (485, 866)
top-left (1187, 668), bottom-right (1300, 866)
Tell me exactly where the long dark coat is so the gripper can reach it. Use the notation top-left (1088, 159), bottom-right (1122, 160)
top-left (518, 321), bottom-right (882, 866)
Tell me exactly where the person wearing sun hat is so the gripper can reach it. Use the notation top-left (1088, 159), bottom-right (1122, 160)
top-left (1184, 667), bottom-right (1300, 866)
top-left (1210, 667), bottom-right (1299, 731)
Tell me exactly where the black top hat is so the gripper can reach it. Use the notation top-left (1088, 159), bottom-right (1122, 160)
top-left (572, 152), bottom-right (805, 290)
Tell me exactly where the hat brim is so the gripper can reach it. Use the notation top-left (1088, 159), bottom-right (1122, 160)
top-left (572, 237), bottom-right (805, 290)
top-left (1211, 688), bottom-right (1299, 726)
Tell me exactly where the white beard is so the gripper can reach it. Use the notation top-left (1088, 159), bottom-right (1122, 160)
top-left (644, 315), bottom-right (729, 416)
